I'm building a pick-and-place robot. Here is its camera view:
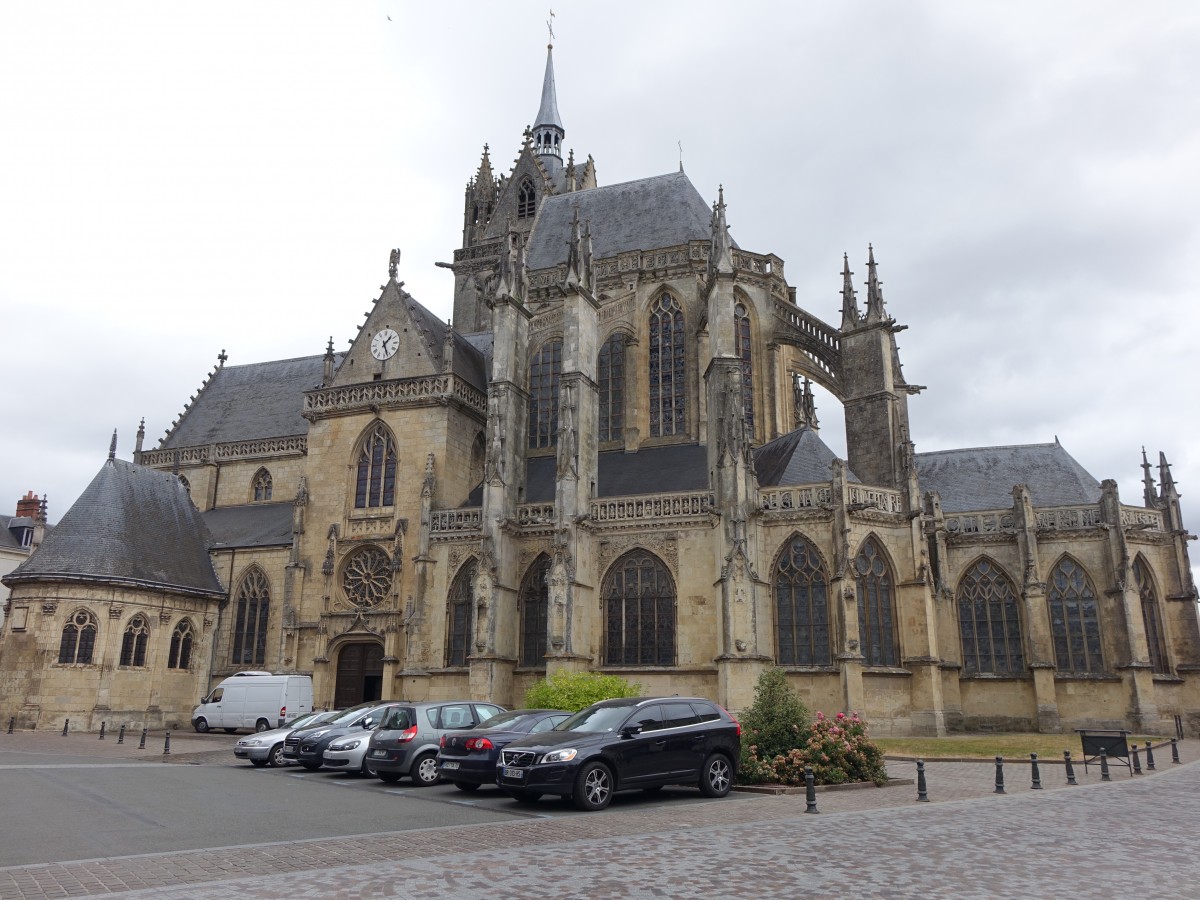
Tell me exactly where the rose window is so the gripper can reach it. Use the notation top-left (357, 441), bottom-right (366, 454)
top-left (343, 547), bottom-right (393, 608)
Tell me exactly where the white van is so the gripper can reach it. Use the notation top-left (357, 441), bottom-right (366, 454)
top-left (192, 672), bottom-right (314, 734)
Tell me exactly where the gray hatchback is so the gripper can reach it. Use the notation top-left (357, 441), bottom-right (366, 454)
top-left (366, 700), bottom-right (504, 785)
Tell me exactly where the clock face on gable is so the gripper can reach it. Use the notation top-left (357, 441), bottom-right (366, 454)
top-left (370, 328), bottom-right (400, 360)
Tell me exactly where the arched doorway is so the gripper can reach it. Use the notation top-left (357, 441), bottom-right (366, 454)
top-left (334, 642), bottom-right (383, 708)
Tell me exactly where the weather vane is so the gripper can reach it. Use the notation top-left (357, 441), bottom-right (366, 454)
top-left (547, 9), bottom-right (555, 43)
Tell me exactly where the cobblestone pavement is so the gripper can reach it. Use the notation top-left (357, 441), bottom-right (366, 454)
top-left (2, 730), bottom-right (1197, 898)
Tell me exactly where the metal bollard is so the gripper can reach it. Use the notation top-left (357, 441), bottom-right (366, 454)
top-left (99, 722), bottom-right (106, 741)
top-left (117, 724), bottom-right (125, 744)
top-left (6, 717), bottom-right (13, 734)
top-left (1145, 741), bottom-right (1156, 771)
top-left (1100, 748), bottom-right (1111, 781)
top-left (1171, 738), bottom-right (1181, 764)
top-left (994, 756), bottom-right (1006, 794)
top-left (1132, 744), bottom-right (1142, 775)
top-left (62, 718), bottom-right (69, 736)
top-left (916, 759), bottom-right (929, 802)
top-left (163, 731), bottom-right (171, 756)
top-left (1064, 750), bottom-right (1078, 785)
top-left (1030, 753), bottom-right (1042, 790)
top-left (138, 728), bottom-right (147, 750)
top-left (804, 766), bottom-right (819, 814)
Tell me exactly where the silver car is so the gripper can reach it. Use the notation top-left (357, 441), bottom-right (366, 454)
top-left (233, 710), bottom-right (341, 767)
top-left (366, 701), bottom-right (504, 785)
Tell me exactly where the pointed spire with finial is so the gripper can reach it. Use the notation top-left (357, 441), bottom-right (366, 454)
top-left (108, 429), bottom-right (118, 461)
top-left (532, 19), bottom-right (564, 165)
top-left (566, 148), bottom-right (576, 191)
top-left (134, 418), bottom-right (145, 457)
top-left (840, 253), bottom-right (860, 331)
top-left (708, 185), bottom-right (734, 277)
top-left (323, 336), bottom-right (335, 383)
top-left (564, 205), bottom-right (584, 289)
top-left (1159, 451), bottom-right (1179, 502)
top-left (1141, 447), bottom-right (1159, 507)
top-left (442, 319), bottom-right (455, 374)
top-left (865, 244), bottom-right (887, 324)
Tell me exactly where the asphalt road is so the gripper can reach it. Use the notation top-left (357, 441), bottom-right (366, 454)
top-left (0, 746), bottom-right (755, 867)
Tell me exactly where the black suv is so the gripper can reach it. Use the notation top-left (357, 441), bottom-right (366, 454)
top-left (496, 696), bottom-right (740, 811)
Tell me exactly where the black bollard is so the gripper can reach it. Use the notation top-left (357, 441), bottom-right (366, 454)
top-left (1064, 750), bottom-right (1078, 786)
top-left (99, 721), bottom-right (106, 741)
top-left (163, 731), bottom-right (171, 756)
top-left (6, 717), bottom-right (13, 734)
top-left (1100, 748), bottom-right (1111, 781)
top-left (1145, 741), bottom-right (1156, 771)
top-left (994, 756), bottom-right (1006, 794)
top-left (1030, 753), bottom-right (1042, 790)
top-left (1132, 744), bottom-right (1142, 775)
top-left (62, 718), bottom-right (69, 736)
top-left (138, 727), bottom-right (147, 750)
top-left (916, 759), bottom-right (929, 802)
top-left (1171, 738), bottom-right (1181, 765)
top-left (117, 724), bottom-right (125, 745)
top-left (804, 766), bottom-right (819, 814)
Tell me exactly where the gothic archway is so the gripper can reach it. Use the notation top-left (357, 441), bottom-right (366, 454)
top-left (334, 641), bottom-right (384, 708)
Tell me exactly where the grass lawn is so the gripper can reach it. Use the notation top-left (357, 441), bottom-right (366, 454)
top-left (875, 732), bottom-right (1168, 760)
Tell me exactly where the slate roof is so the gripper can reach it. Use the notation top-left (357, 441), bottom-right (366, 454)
top-left (204, 503), bottom-right (294, 549)
top-left (525, 171), bottom-right (721, 270)
top-left (161, 354), bottom-right (339, 449)
top-left (397, 293), bottom-right (489, 392)
top-left (915, 441), bottom-right (1102, 513)
top-left (3, 459), bottom-right (224, 597)
top-left (755, 427), bottom-right (861, 487)
top-left (0, 515), bottom-right (29, 551)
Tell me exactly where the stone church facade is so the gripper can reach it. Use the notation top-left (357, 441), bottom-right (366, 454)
top-left (4, 45), bottom-right (1198, 735)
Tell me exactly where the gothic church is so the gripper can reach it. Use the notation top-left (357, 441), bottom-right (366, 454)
top-left (4, 43), bottom-right (1198, 736)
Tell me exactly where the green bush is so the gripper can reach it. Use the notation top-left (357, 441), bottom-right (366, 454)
top-left (738, 667), bottom-right (811, 775)
top-left (523, 671), bottom-right (641, 712)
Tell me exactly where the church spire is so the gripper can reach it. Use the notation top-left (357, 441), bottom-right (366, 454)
top-left (1159, 451), bottom-right (1179, 502)
top-left (1142, 447), bottom-right (1159, 508)
top-left (708, 185), bottom-right (734, 277)
top-left (865, 244), bottom-right (887, 324)
top-left (840, 253), bottom-right (860, 331)
top-left (532, 37), bottom-right (564, 165)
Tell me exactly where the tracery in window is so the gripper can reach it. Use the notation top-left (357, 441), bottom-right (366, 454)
top-left (168, 619), bottom-right (194, 669)
top-left (528, 340), bottom-right (561, 449)
top-left (1048, 557), bottom-right (1103, 674)
top-left (252, 468), bottom-right (273, 502)
top-left (773, 534), bottom-right (831, 666)
top-left (519, 555), bottom-right (550, 667)
top-left (342, 545), bottom-right (393, 608)
top-left (957, 558), bottom-right (1024, 675)
top-left (517, 178), bottom-right (536, 219)
top-left (735, 302), bottom-right (754, 435)
top-left (120, 614), bottom-right (149, 667)
top-left (232, 568), bottom-right (270, 667)
top-left (598, 332), bottom-right (625, 442)
top-left (446, 560), bottom-right (476, 667)
top-left (649, 293), bottom-right (685, 437)
top-left (58, 609), bottom-right (97, 664)
top-left (602, 550), bottom-right (676, 666)
top-left (355, 422), bottom-right (397, 508)
top-left (854, 538), bottom-right (898, 666)
top-left (1133, 557), bottom-right (1169, 674)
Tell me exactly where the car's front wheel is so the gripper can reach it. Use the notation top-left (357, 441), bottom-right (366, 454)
top-left (250, 758), bottom-right (268, 768)
top-left (193, 718), bottom-right (209, 734)
top-left (573, 761), bottom-right (613, 811)
top-left (254, 719), bottom-right (271, 733)
top-left (267, 743), bottom-right (286, 767)
top-left (411, 752), bottom-right (440, 786)
top-left (699, 753), bottom-right (733, 798)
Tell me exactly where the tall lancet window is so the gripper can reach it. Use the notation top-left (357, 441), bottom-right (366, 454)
top-left (518, 555), bottom-right (551, 668)
top-left (598, 332), bottom-right (625, 442)
top-left (854, 538), bottom-right (898, 666)
top-left (446, 560), bottom-right (476, 667)
top-left (1048, 557), bottom-right (1103, 674)
top-left (1133, 558), bottom-right (1170, 674)
top-left (232, 568), bottom-right (271, 667)
top-left (517, 178), bottom-right (536, 219)
top-left (649, 293), bottom-right (685, 437)
top-left (774, 535), bottom-right (831, 666)
top-left (735, 302), bottom-right (754, 435)
top-left (355, 423), bottom-right (396, 508)
top-left (528, 340), bottom-right (561, 449)
top-left (119, 615), bottom-right (150, 667)
top-left (957, 558), bottom-right (1024, 675)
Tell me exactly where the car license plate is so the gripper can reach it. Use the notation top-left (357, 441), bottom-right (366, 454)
top-left (502, 767), bottom-right (525, 780)
top-left (442, 761), bottom-right (459, 770)
top-left (371, 749), bottom-right (387, 758)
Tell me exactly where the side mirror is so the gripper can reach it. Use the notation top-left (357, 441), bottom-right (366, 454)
top-left (620, 724), bottom-right (643, 739)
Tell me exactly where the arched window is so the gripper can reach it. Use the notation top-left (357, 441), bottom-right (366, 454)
top-left (168, 619), bottom-right (194, 669)
top-left (1048, 557), bottom-right (1103, 674)
top-left (119, 614), bottom-right (150, 666)
top-left (598, 332), bottom-right (625, 443)
top-left (517, 178), bottom-right (536, 219)
top-left (355, 423), bottom-right (397, 508)
top-left (232, 568), bottom-right (271, 667)
top-left (58, 609), bottom-right (97, 664)
top-left (854, 538), bottom-right (898, 666)
top-left (342, 545), bottom-right (393, 608)
top-left (1133, 558), bottom-right (1169, 674)
top-left (470, 432), bottom-right (486, 488)
top-left (735, 302), bottom-right (754, 435)
top-left (528, 340), bottom-right (561, 449)
top-left (178, 475), bottom-right (190, 497)
top-left (957, 558), bottom-right (1024, 675)
top-left (649, 293), bottom-right (685, 437)
top-left (446, 560), bottom-right (476, 667)
top-left (252, 468), bottom-right (273, 502)
top-left (774, 534), bottom-right (831, 666)
top-left (519, 555), bottom-right (551, 667)
top-left (602, 550), bottom-right (676, 666)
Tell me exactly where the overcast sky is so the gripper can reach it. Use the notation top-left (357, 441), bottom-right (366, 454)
top-left (1, 1), bottom-right (1197, 537)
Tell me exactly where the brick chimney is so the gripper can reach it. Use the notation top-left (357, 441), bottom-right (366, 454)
top-left (15, 491), bottom-right (40, 518)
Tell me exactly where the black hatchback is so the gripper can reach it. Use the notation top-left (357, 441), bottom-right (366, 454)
top-left (496, 696), bottom-right (740, 811)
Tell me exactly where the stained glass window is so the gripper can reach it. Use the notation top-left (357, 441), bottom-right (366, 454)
top-left (519, 555), bottom-right (550, 667)
top-left (649, 293), bottom-right (685, 437)
top-left (774, 535), bottom-right (831, 666)
top-left (602, 551), bottom-right (675, 666)
top-left (528, 340), bottom-right (561, 449)
top-left (598, 332), bottom-right (625, 442)
top-left (957, 558), bottom-right (1024, 675)
top-left (252, 468), bottom-right (272, 502)
top-left (232, 568), bottom-right (270, 666)
top-left (855, 538), bottom-right (898, 666)
top-left (168, 619), bottom-right (194, 669)
top-left (58, 609), bottom-right (97, 664)
top-left (355, 423), bottom-right (396, 508)
top-left (1048, 557), bottom-right (1103, 673)
top-left (736, 302), bottom-right (754, 435)
top-left (343, 546), bottom-right (393, 608)
top-left (119, 615), bottom-right (149, 667)
top-left (446, 560), bottom-right (476, 667)
top-left (1133, 558), bottom-right (1170, 674)
top-left (517, 178), bottom-right (536, 219)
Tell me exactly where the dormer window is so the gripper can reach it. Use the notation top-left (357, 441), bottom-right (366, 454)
top-left (517, 178), bottom-right (536, 219)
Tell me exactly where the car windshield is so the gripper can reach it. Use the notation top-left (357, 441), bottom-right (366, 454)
top-left (554, 705), bottom-right (634, 733)
top-left (329, 702), bottom-right (381, 726)
top-left (473, 710), bottom-right (531, 730)
top-left (283, 711), bottom-right (324, 729)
